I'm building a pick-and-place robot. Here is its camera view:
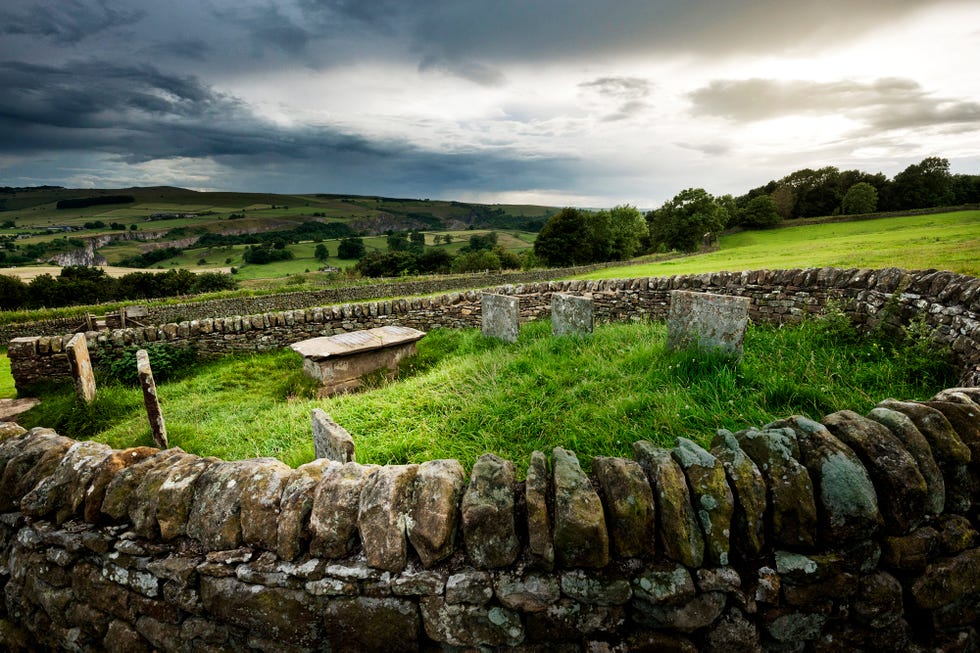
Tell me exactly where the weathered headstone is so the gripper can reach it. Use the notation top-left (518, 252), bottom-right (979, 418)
top-left (666, 290), bottom-right (749, 358)
top-left (66, 333), bottom-right (96, 404)
top-left (551, 294), bottom-right (593, 336)
top-left (482, 293), bottom-right (519, 343)
top-left (290, 326), bottom-right (426, 396)
top-left (136, 349), bottom-right (168, 449)
top-left (311, 408), bottom-right (355, 462)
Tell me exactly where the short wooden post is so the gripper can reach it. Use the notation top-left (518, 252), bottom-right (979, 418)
top-left (66, 333), bottom-right (97, 404)
top-left (136, 349), bottom-right (168, 449)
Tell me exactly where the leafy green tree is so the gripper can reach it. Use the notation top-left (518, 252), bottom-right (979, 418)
top-left (314, 243), bottom-right (329, 262)
top-left (648, 188), bottom-right (727, 253)
top-left (354, 251), bottom-right (418, 277)
top-left (891, 157), bottom-right (953, 209)
top-left (605, 205), bottom-right (648, 260)
top-left (951, 174), bottom-right (980, 204)
top-left (337, 237), bottom-right (366, 260)
top-left (451, 250), bottom-right (501, 273)
top-left (533, 208), bottom-right (594, 266)
top-left (417, 249), bottom-right (454, 274)
top-left (0, 274), bottom-right (28, 309)
top-left (842, 182), bottom-right (879, 215)
top-left (739, 195), bottom-right (781, 228)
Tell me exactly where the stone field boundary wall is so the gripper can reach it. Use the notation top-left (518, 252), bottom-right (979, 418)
top-left (0, 386), bottom-right (979, 650)
top-left (0, 263), bottom-right (623, 346)
top-left (8, 266), bottom-right (980, 393)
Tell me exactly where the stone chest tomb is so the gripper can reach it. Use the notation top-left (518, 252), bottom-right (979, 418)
top-left (290, 325), bottom-right (426, 396)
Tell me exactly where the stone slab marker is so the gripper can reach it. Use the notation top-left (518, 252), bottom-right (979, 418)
top-left (551, 294), bottom-right (593, 336)
top-left (482, 293), bottom-right (519, 343)
top-left (666, 290), bottom-right (749, 358)
top-left (66, 333), bottom-right (97, 404)
top-left (136, 349), bottom-right (168, 449)
top-left (311, 408), bottom-right (355, 462)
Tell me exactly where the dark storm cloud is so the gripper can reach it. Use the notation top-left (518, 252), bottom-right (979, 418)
top-left (0, 57), bottom-right (579, 197)
top-left (0, 0), bottom-right (144, 43)
top-left (688, 77), bottom-right (980, 133)
top-left (142, 39), bottom-right (213, 62)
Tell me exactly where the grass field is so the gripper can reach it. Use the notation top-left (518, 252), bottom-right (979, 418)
top-left (582, 210), bottom-right (980, 279)
top-left (0, 353), bottom-right (14, 400)
top-left (15, 316), bottom-right (956, 472)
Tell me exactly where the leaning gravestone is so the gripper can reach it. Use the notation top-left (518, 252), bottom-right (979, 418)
top-left (667, 290), bottom-right (750, 359)
top-left (311, 409), bottom-right (355, 462)
top-left (482, 293), bottom-right (519, 343)
top-left (66, 333), bottom-right (96, 404)
top-left (136, 349), bottom-right (168, 449)
top-left (552, 294), bottom-right (594, 336)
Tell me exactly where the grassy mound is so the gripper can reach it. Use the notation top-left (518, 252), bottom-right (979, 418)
top-left (17, 315), bottom-right (956, 473)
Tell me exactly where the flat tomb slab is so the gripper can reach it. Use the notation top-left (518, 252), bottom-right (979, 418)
top-left (290, 326), bottom-right (426, 396)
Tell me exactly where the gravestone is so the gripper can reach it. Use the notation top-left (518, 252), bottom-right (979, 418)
top-left (552, 294), bottom-right (593, 336)
top-left (482, 293), bottom-right (519, 343)
top-left (65, 333), bottom-right (96, 404)
top-left (290, 325), bottom-right (426, 396)
top-left (667, 290), bottom-right (750, 358)
top-left (311, 409), bottom-right (355, 462)
top-left (136, 349), bottom-right (168, 449)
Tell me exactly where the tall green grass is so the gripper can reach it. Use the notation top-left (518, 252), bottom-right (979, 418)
top-left (16, 316), bottom-right (956, 473)
top-left (583, 210), bottom-right (980, 279)
top-left (0, 352), bottom-right (15, 400)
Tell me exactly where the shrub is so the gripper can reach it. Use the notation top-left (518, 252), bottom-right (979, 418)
top-left (103, 344), bottom-right (198, 386)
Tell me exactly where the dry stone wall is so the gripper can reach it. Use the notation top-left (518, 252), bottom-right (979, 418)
top-left (0, 386), bottom-right (979, 650)
top-left (9, 267), bottom-right (980, 392)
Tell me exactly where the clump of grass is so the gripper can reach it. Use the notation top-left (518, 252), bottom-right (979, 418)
top-left (16, 315), bottom-right (957, 474)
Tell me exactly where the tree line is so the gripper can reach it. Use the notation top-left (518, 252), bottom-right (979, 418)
top-left (532, 156), bottom-right (980, 261)
top-left (0, 267), bottom-right (237, 311)
top-left (350, 232), bottom-right (525, 277)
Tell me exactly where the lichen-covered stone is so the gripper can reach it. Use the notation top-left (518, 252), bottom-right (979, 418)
top-left (83, 447), bottom-right (159, 523)
top-left (734, 427), bottom-right (817, 548)
top-left (129, 450), bottom-right (196, 538)
top-left (100, 448), bottom-right (181, 522)
top-left (552, 447), bottom-right (609, 568)
top-left (525, 599), bottom-right (626, 643)
top-left (20, 440), bottom-right (112, 522)
top-left (525, 451), bottom-right (554, 570)
top-left (762, 607), bottom-right (829, 643)
top-left (634, 441), bottom-right (704, 568)
top-left (358, 464), bottom-right (418, 572)
top-left (935, 514), bottom-right (978, 555)
top-left (560, 569), bottom-right (632, 605)
top-left (703, 608), bottom-right (761, 653)
top-left (407, 459), bottom-right (465, 568)
top-left (867, 407), bottom-right (944, 516)
top-left (494, 572), bottom-right (560, 612)
top-left (853, 571), bottom-right (904, 629)
top-left (461, 454), bottom-right (520, 569)
top-left (910, 547), bottom-right (980, 612)
top-left (710, 430), bottom-right (767, 558)
top-left (199, 576), bottom-right (321, 646)
top-left (322, 597), bottom-right (420, 652)
top-left (877, 399), bottom-right (972, 512)
top-left (155, 455), bottom-right (217, 541)
top-left (881, 527), bottom-right (939, 570)
top-left (592, 456), bottom-right (655, 559)
top-left (924, 400), bottom-right (980, 498)
top-left (239, 458), bottom-right (292, 552)
top-left (633, 591), bottom-right (726, 633)
top-left (445, 571), bottom-right (493, 605)
top-left (309, 462), bottom-right (379, 559)
top-left (420, 596), bottom-right (524, 648)
top-left (0, 430), bottom-right (73, 511)
top-left (822, 410), bottom-right (929, 534)
top-left (631, 564), bottom-right (695, 605)
top-left (671, 438), bottom-right (734, 566)
top-left (277, 459), bottom-right (338, 561)
top-left (186, 459), bottom-right (263, 550)
top-left (769, 416), bottom-right (881, 541)
top-left (0, 422), bottom-right (27, 441)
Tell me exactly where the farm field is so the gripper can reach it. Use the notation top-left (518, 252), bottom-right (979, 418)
top-left (582, 210), bottom-right (980, 279)
top-left (15, 317), bottom-right (956, 472)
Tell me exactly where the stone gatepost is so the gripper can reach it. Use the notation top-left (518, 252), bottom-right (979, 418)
top-left (66, 333), bottom-right (97, 404)
top-left (136, 349), bottom-right (168, 449)
top-left (666, 290), bottom-right (750, 359)
top-left (551, 294), bottom-right (594, 336)
top-left (482, 293), bottom-right (519, 343)
top-left (311, 409), bottom-right (355, 462)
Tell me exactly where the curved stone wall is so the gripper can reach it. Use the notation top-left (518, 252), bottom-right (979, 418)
top-left (0, 385), bottom-right (979, 650)
top-left (9, 267), bottom-right (980, 392)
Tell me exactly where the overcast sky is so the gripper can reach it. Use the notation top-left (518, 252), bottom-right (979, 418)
top-left (1, 0), bottom-right (978, 207)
